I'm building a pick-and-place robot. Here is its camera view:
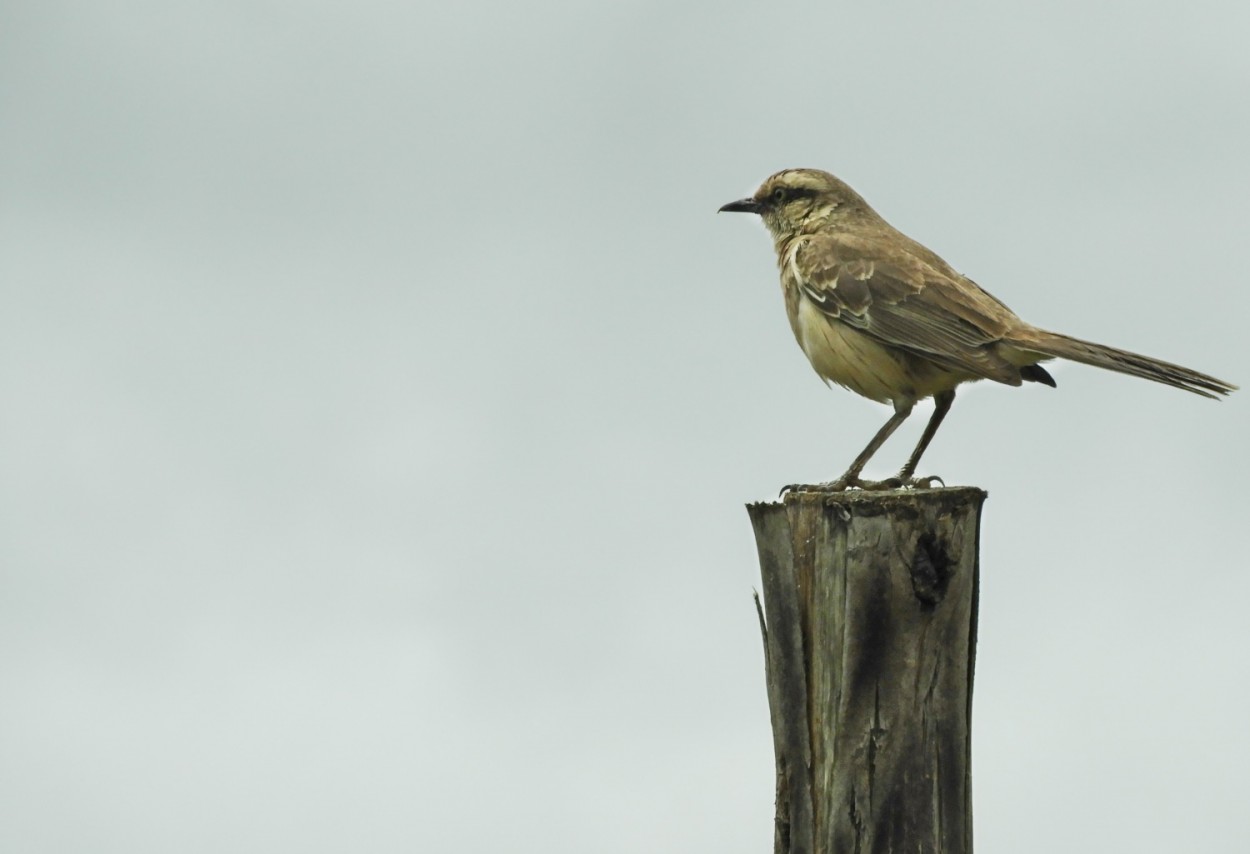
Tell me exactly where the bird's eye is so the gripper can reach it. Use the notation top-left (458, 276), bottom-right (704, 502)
top-left (771, 187), bottom-right (789, 204)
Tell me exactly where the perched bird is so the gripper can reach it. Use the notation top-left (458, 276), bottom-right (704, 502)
top-left (719, 168), bottom-right (1236, 490)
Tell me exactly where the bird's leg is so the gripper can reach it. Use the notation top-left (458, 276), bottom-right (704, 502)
top-left (888, 389), bottom-right (955, 489)
top-left (786, 401), bottom-right (914, 494)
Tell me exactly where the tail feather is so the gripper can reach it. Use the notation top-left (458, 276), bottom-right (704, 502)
top-left (1013, 329), bottom-right (1237, 400)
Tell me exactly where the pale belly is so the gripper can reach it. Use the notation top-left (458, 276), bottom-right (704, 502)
top-left (794, 298), bottom-right (959, 404)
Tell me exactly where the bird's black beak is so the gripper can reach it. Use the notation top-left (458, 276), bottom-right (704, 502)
top-left (719, 197), bottom-right (763, 215)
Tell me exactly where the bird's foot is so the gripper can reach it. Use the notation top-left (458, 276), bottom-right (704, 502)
top-left (781, 478), bottom-right (850, 497)
top-left (781, 474), bottom-right (875, 495)
top-left (878, 473), bottom-right (946, 490)
top-left (781, 473), bottom-right (944, 497)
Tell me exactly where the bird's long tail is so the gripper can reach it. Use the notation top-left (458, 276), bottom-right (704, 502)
top-left (1012, 329), bottom-right (1237, 399)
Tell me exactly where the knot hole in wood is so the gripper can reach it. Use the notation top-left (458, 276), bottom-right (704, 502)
top-left (910, 532), bottom-right (954, 609)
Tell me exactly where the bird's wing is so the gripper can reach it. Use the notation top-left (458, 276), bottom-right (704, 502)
top-left (793, 231), bottom-right (1024, 383)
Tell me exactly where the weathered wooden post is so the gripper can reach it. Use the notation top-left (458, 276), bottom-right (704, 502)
top-left (748, 487), bottom-right (985, 854)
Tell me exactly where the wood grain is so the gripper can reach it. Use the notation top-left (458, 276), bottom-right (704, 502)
top-left (749, 487), bottom-right (985, 854)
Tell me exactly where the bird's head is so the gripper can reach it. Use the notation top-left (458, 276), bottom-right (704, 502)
top-left (719, 168), bottom-right (872, 241)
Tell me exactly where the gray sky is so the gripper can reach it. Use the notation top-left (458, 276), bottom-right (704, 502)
top-left (2, 2), bottom-right (1247, 852)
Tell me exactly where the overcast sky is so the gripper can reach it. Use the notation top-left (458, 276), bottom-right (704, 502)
top-left (2, 2), bottom-right (1248, 852)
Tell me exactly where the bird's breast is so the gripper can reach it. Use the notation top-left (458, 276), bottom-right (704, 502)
top-left (791, 294), bottom-right (935, 405)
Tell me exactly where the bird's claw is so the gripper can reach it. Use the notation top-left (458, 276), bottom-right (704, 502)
top-left (780, 475), bottom-right (865, 496)
top-left (879, 474), bottom-right (946, 490)
top-left (780, 477), bottom-right (850, 497)
top-left (780, 473), bottom-right (944, 498)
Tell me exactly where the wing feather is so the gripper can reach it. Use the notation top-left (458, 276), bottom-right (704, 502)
top-left (794, 231), bottom-right (1024, 384)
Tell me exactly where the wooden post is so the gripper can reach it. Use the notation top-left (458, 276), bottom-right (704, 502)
top-left (748, 487), bottom-right (985, 854)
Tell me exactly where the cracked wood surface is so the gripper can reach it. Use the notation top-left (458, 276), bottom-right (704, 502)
top-left (749, 487), bottom-right (984, 854)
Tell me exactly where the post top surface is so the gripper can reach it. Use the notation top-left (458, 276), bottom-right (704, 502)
top-left (747, 485), bottom-right (987, 514)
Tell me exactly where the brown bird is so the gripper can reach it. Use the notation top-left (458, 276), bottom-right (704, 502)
top-left (720, 168), bottom-right (1236, 490)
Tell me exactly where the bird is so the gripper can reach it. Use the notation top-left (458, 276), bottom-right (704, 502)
top-left (719, 168), bottom-right (1236, 491)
